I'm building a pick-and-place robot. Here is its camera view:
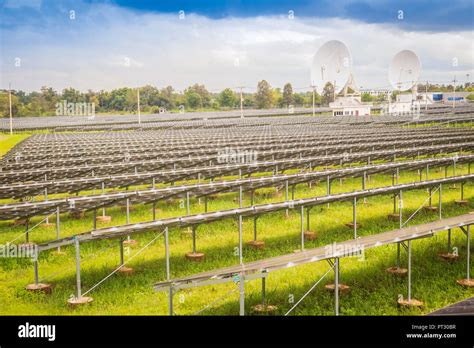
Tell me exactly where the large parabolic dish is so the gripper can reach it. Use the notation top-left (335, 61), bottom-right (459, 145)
top-left (388, 50), bottom-right (421, 91)
top-left (310, 40), bottom-right (352, 94)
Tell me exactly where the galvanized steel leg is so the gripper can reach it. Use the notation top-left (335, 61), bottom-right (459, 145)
top-left (438, 184), bottom-right (442, 219)
top-left (74, 238), bottom-right (82, 299)
top-left (186, 192), bottom-right (190, 216)
top-left (101, 182), bottom-right (106, 217)
top-left (56, 206), bottom-right (61, 253)
top-left (165, 227), bottom-right (170, 280)
top-left (353, 197), bottom-right (357, 239)
top-left (407, 240), bottom-right (412, 301)
top-left (306, 207), bottom-right (311, 231)
top-left (300, 206), bottom-right (305, 251)
top-left (126, 198), bottom-right (130, 224)
top-left (239, 186), bottom-right (243, 208)
top-left (239, 215), bottom-right (243, 264)
top-left (239, 273), bottom-right (245, 316)
top-left (25, 219), bottom-right (29, 243)
top-left (399, 190), bottom-right (403, 229)
top-left (33, 252), bottom-right (39, 286)
top-left (169, 286), bottom-right (173, 316)
top-left (397, 243), bottom-right (401, 269)
top-left (192, 226), bottom-right (196, 254)
top-left (119, 238), bottom-right (124, 266)
top-left (335, 257), bottom-right (339, 316)
top-left (467, 225), bottom-right (471, 281)
top-left (444, 230), bottom-right (450, 256)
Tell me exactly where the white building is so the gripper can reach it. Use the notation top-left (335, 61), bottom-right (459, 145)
top-left (385, 93), bottom-right (433, 115)
top-left (329, 95), bottom-right (372, 116)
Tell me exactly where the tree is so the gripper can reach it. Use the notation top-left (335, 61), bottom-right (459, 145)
top-left (61, 87), bottom-right (83, 103)
top-left (293, 93), bottom-right (304, 106)
top-left (186, 92), bottom-right (202, 109)
top-left (218, 88), bottom-right (237, 108)
top-left (272, 88), bottom-right (282, 108)
top-left (0, 91), bottom-right (20, 117)
top-left (361, 93), bottom-right (374, 102)
top-left (282, 83), bottom-right (294, 107)
top-left (321, 82), bottom-right (335, 105)
top-left (185, 84), bottom-right (211, 107)
top-left (255, 80), bottom-right (273, 109)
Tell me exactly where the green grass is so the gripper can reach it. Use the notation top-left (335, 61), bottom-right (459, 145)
top-left (0, 164), bottom-right (472, 315)
top-left (0, 133), bottom-right (30, 157)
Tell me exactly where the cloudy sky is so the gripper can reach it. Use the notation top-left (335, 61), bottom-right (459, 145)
top-left (0, 0), bottom-right (473, 93)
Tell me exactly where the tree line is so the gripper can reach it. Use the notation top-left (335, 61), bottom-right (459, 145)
top-left (0, 81), bottom-right (330, 117)
top-left (1, 81), bottom-right (471, 117)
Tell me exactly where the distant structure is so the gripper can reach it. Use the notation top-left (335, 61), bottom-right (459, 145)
top-left (433, 92), bottom-right (470, 103)
top-left (330, 94), bottom-right (372, 116)
top-left (386, 93), bottom-right (427, 115)
top-left (310, 41), bottom-right (373, 117)
top-left (330, 74), bottom-right (373, 116)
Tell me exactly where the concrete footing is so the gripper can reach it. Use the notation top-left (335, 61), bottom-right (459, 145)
top-left (456, 279), bottom-right (474, 287)
top-left (397, 298), bottom-right (424, 308)
top-left (437, 253), bottom-right (459, 262)
top-left (185, 252), bottom-right (205, 262)
top-left (117, 266), bottom-right (134, 275)
top-left (247, 240), bottom-right (265, 250)
top-left (96, 215), bottom-right (112, 223)
top-left (25, 283), bottom-right (52, 294)
top-left (345, 223), bottom-right (361, 229)
top-left (387, 213), bottom-right (400, 221)
top-left (423, 206), bottom-right (438, 212)
top-left (251, 304), bottom-right (278, 314)
top-left (67, 296), bottom-right (93, 306)
top-left (13, 218), bottom-right (27, 226)
top-left (70, 211), bottom-right (85, 219)
top-left (304, 231), bottom-right (317, 241)
top-left (324, 283), bottom-right (351, 294)
top-left (41, 223), bottom-right (54, 227)
top-left (51, 250), bottom-right (67, 256)
top-left (386, 267), bottom-right (408, 276)
top-left (122, 239), bottom-right (138, 247)
top-left (455, 200), bottom-right (469, 206)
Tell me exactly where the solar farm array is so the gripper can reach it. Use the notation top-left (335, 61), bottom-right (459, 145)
top-left (1, 111), bottom-right (473, 314)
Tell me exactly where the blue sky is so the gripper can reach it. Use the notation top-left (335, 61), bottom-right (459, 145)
top-left (106, 0), bottom-right (473, 30)
top-left (1, 0), bottom-right (473, 92)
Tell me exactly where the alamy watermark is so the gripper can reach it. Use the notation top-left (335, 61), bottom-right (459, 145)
top-left (325, 242), bottom-right (365, 261)
top-left (217, 147), bottom-right (258, 164)
top-left (55, 100), bottom-right (95, 117)
top-left (0, 243), bottom-right (37, 259)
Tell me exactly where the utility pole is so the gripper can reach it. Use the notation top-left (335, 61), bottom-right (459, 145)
top-left (239, 86), bottom-right (243, 118)
top-left (452, 76), bottom-right (456, 109)
top-left (137, 87), bottom-right (141, 124)
top-left (9, 82), bottom-right (13, 135)
top-left (311, 85), bottom-right (316, 116)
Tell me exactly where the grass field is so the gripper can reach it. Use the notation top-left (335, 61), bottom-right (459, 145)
top-left (0, 133), bottom-right (473, 316)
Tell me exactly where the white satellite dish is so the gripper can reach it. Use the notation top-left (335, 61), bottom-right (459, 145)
top-left (388, 50), bottom-right (421, 91)
top-left (310, 40), bottom-right (352, 94)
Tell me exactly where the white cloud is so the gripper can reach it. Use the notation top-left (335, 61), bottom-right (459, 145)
top-left (1, 4), bottom-right (473, 92)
